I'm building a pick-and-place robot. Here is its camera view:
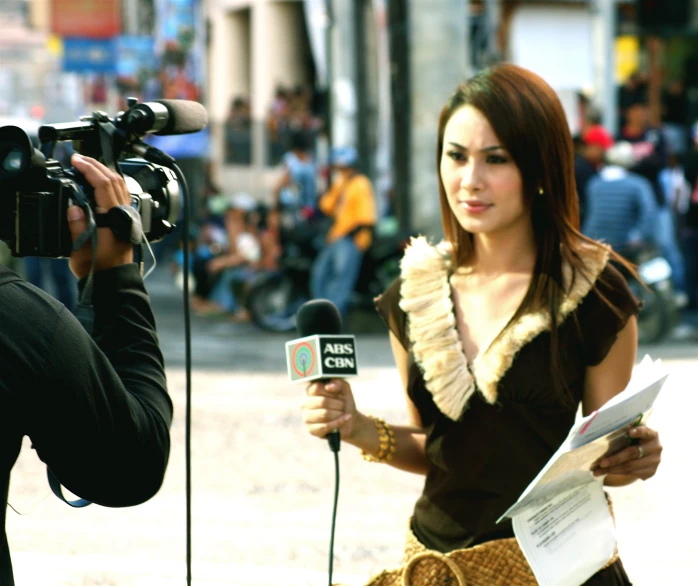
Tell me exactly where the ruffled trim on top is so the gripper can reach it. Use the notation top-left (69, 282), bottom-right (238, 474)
top-left (398, 236), bottom-right (610, 421)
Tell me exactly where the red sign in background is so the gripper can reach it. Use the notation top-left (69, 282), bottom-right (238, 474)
top-left (51, 0), bottom-right (122, 38)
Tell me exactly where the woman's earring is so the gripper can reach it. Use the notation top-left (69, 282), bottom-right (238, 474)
top-left (538, 187), bottom-right (544, 195)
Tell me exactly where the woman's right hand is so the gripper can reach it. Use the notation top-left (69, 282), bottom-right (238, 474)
top-left (302, 378), bottom-right (357, 440)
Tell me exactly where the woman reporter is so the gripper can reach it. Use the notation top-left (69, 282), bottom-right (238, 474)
top-left (302, 64), bottom-right (661, 585)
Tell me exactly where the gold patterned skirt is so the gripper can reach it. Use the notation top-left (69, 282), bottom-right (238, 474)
top-left (361, 496), bottom-right (620, 586)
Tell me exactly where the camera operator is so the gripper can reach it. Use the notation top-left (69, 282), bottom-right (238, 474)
top-left (0, 153), bottom-right (172, 584)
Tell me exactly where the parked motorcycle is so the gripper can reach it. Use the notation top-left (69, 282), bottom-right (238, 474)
top-left (622, 246), bottom-right (677, 345)
top-left (245, 221), bottom-right (413, 332)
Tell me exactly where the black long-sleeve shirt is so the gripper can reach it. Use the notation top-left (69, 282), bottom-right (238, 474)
top-left (0, 263), bottom-right (172, 584)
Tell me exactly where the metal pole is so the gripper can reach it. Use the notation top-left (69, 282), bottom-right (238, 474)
top-left (387, 0), bottom-right (411, 231)
top-left (484, 0), bottom-right (501, 66)
top-left (592, 0), bottom-right (617, 134)
top-left (325, 0), bottom-right (334, 152)
top-left (354, 0), bottom-right (371, 179)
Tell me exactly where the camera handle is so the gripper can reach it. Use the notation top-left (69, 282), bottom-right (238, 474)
top-left (67, 113), bottom-right (139, 335)
top-left (70, 194), bottom-right (99, 337)
top-left (95, 113), bottom-right (120, 174)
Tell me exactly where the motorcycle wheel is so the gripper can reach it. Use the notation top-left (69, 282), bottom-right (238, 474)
top-left (246, 273), bottom-right (309, 333)
top-left (630, 280), bottom-right (673, 345)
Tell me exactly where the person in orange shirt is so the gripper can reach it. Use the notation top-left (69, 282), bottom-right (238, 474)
top-left (310, 146), bottom-right (377, 317)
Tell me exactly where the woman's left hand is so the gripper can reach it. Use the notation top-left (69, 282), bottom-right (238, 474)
top-left (593, 425), bottom-right (662, 481)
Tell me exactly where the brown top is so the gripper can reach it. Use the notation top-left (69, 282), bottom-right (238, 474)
top-left (374, 237), bottom-right (641, 554)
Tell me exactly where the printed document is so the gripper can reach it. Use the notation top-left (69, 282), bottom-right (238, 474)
top-left (498, 355), bottom-right (669, 586)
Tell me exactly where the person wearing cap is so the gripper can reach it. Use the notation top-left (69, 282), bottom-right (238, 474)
top-left (583, 142), bottom-right (657, 257)
top-left (310, 146), bottom-right (377, 318)
top-left (576, 117), bottom-right (615, 225)
top-left (583, 123), bottom-right (615, 165)
top-left (191, 192), bottom-right (262, 319)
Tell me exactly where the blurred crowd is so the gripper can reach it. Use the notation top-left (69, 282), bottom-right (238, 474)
top-left (575, 72), bottom-right (698, 331)
top-left (180, 125), bottom-right (319, 322)
top-left (178, 128), bottom-right (377, 323)
top-left (179, 191), bottom-right (283, 323)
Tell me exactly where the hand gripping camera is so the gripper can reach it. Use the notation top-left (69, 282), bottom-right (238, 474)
top-left (0, 98), bottom-right (208, 258)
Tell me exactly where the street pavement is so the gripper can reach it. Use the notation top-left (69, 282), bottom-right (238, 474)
top-left (5, 267), bottom-right (698, 586)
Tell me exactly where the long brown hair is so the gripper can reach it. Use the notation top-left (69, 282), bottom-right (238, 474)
top-left (436, 64), bottom-right (636, 404)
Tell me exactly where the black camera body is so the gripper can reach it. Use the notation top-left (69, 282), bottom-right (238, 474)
top-left (0, 137), bottom-right (78, 257)
top-left (0, 98), bottom-right (206, 258)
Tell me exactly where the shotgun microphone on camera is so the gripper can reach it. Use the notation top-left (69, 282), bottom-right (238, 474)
top-left (124, 99), bottom-right (208, 136)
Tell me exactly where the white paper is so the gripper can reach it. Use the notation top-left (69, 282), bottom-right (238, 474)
top-left (569, 356), bottom-right (667, 449)
top-left (512, 481), bottom-right (617, 586)
top-left (499, 356), bottom-right (669, 586)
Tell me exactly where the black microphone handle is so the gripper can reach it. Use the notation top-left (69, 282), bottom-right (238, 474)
top-left (294, 299), bottom-right (346, 454)
top-left (326, 429), bottom-right (341, 452)
top-left (319, 377), bottom-right (342, 453)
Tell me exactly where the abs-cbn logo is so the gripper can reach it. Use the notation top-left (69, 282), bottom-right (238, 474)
top-left (321, 342), bottom-right (356, 369)
top-left (285, 335), bottom-right (358, 383)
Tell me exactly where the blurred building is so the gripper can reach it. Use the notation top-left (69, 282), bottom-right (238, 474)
top-left (6, 0), bottom-right (698, 239)
top-left (206, 0), bottom-right (395, 220)
top-left (0, 0), bottom-right (164, 126)
top-left (0, 0), bottom-right (68, 121)
top-left (206, 0), bottom-right (317, 200)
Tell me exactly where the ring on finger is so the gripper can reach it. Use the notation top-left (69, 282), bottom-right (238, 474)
top-left (637, 444), bottom-right (644, 459)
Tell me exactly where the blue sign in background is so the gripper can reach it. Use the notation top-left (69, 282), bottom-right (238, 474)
top-left (116, 36), bottom-right (157, 77)
top-left (62, 38), bottom-right (117, 74)
top-left (156, 0), bottom-right (195, 42)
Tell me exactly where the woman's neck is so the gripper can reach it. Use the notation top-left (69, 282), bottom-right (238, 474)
top-left (470, 228), bottom-right (537, 277)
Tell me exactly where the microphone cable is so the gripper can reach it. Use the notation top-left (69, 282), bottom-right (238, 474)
top-left (141, 144), bottom-right (193, 586)
top-left (168, 161), bottom-right (194, 586)
top-left (327, 430), bottom-right (342, 586)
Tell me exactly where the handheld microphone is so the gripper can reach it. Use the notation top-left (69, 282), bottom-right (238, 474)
top-left (288, 300), bottom-right (355, 586)
top-left (286, 299), bottom-right (358, 450)
top-left (125, 99), bottom-right (209, 136)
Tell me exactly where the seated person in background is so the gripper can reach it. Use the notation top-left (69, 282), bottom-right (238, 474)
top-left (172, 195), bottom-right (227, 302)
top-left (193, 193), bottom-right (262, 321)
top-left (254, 205), bottom-right (283, 273)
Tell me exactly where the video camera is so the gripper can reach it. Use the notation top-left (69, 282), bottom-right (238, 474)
top-left (0, 98), bottom-right (208, 258)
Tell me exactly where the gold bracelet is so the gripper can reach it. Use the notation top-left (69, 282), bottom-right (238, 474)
top-left (360, 416), bottom-right (397, 463)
